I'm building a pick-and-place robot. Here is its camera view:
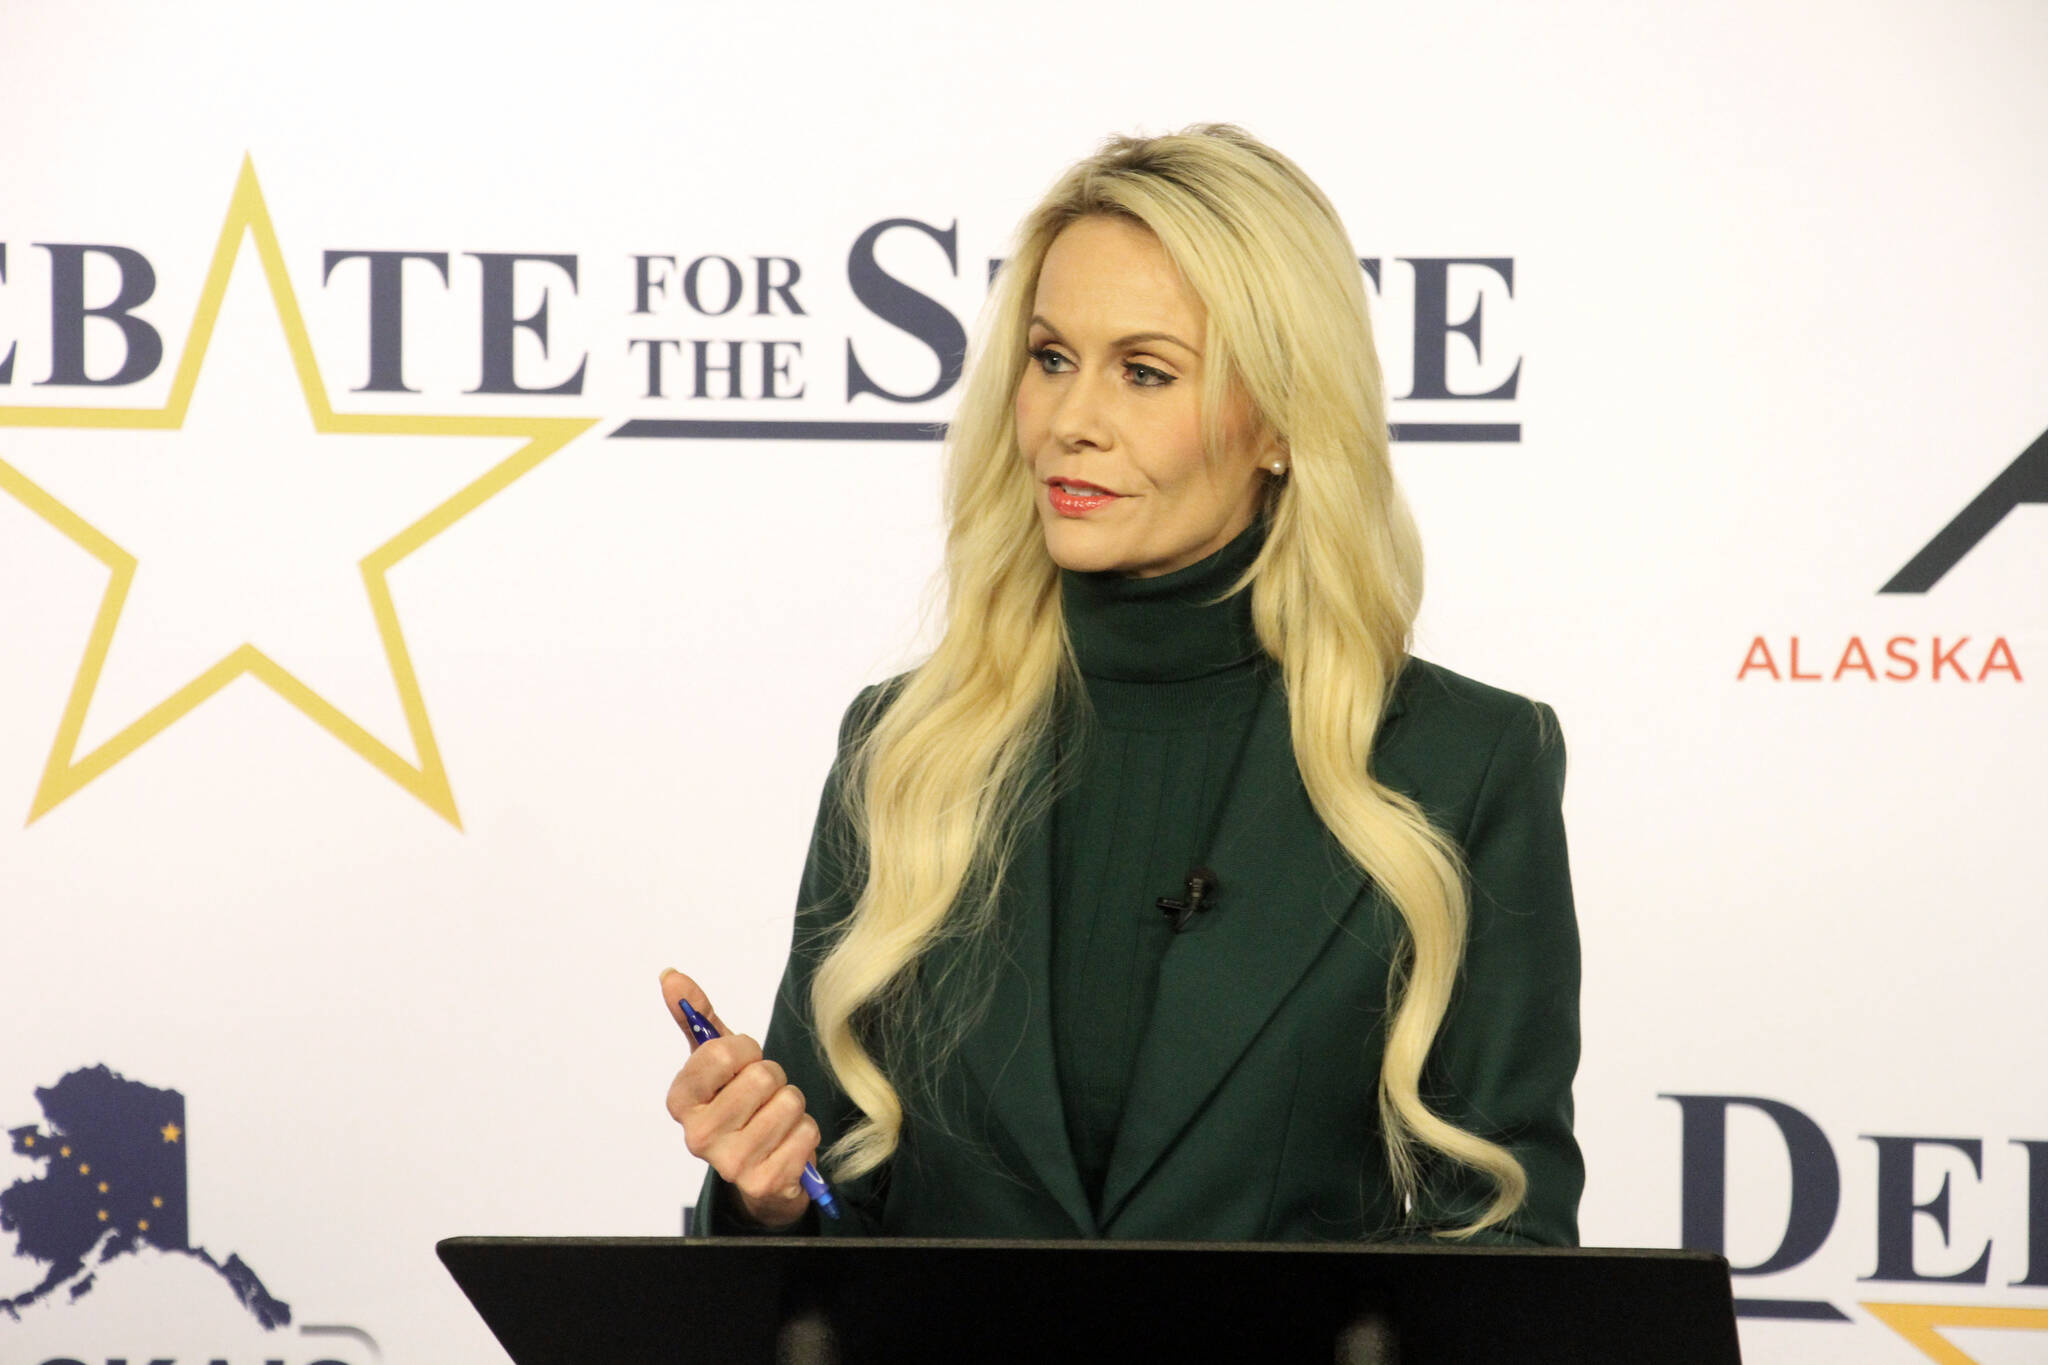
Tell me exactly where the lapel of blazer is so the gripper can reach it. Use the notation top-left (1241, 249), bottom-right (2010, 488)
top-left (944, 762), bottom-right (1098, 1237)
top-left (1095, 673), bottom-right (1412, 1228)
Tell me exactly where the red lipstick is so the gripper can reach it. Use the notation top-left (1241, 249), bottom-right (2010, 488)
top-left (1046, 477), bottom-right (1122, 517)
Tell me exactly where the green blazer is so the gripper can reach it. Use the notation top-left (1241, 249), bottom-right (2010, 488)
top-left (696, 657), bottom-right (1582, 1245)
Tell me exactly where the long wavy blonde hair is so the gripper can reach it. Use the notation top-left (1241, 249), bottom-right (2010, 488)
top-left (809, 124), bottom-right (1524, 1234)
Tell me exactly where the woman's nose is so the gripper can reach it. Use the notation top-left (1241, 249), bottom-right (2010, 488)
top-left (1049, 367), bottom-right (1113, 451)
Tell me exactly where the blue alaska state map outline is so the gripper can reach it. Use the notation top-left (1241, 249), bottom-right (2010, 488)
top-left (2, 1064), bottom-right (290, 1329)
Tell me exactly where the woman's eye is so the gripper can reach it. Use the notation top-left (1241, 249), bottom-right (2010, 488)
top-left (1126, 362), bottom-right (1173, 388)
top-left (1028, 346), bottom-right (1071, 374)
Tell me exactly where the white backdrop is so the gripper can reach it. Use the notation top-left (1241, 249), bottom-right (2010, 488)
top-left (1, 3), bottom-right (2043, 1362)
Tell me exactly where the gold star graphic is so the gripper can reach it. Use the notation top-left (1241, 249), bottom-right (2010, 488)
top-left (160, 1122), bottom-right (181, 1144)
top-left (21, 1135), bottom-right (33, 1147)
top-left (77, 1162), bottom-right (90, 1176)
top-left (138, 1218), bottom-right (149, 1231)
top-left (0, 156), bottom-right (595, 826)
top-left (97, 1180), bottom-right (108, 1193)
top-left (96, 1209), bottom-right (108, 1222)
top-left (1865, 1302), bottom-right (2048, 1364)
top-left (151, 1195), bottom-right (163, 1207)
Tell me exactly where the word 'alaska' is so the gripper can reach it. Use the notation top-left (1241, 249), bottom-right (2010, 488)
top-left (1737, 636), bottom-right (2023, 683)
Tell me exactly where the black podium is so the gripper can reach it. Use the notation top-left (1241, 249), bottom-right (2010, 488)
top-left (439, 1236), bottom-right (1741, 1364)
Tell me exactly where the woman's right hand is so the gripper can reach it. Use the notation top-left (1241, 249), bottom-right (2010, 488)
top-left (660, 968), bottom-right (822, 1231)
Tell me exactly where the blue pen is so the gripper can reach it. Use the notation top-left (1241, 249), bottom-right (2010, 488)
top-left (677, 998), bottom-right (842, 1220)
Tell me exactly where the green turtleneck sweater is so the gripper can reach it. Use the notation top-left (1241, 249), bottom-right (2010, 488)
top-left (1051, 524), bottom-right (1272, 1213)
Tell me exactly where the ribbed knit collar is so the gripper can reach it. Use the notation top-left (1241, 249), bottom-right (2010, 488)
top-left (1060, 521), bottom-right (1268, 686)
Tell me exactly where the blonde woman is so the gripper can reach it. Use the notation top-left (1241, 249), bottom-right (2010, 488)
top-left (662, 125), bottom-right (1581, 1245)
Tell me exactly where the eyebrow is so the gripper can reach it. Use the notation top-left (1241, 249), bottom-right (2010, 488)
top-left (1028, 316), bottom-right (1202, 356)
